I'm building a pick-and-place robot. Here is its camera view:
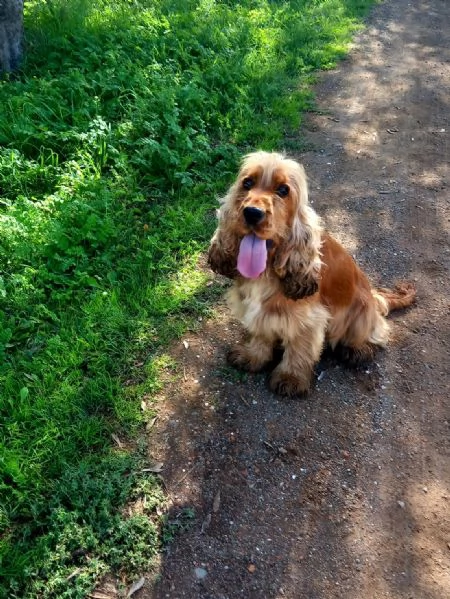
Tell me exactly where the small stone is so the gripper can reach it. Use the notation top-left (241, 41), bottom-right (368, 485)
top-left (194, 567), bottom-right (207, 580)
top-left (397, 500), bottom-right (405, 509)
top-left (247, 564), bottom-right (256, 573)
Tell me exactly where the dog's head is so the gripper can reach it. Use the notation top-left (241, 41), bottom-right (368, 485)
top-left (208, 151), bottom-right (322, 299)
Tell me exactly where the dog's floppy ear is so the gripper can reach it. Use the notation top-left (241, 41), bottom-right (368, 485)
top-left (273, 206), bottom-right (322, 300)
top-left (207, 183), bottom-right (243, 279)
top-left (276, 255), bottom-right (320, 300)
top-left (207, 227), bottom-right (239, 279)
top-left (207, 193), bottom-right (242, 279)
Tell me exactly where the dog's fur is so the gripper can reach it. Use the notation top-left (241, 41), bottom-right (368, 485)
top-left (208, 151), bottom-right (416, 397)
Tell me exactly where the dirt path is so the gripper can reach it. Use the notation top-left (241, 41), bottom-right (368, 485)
top-left (143, 1), bottom-right (450, 597)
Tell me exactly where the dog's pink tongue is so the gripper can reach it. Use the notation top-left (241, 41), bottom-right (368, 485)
top-left (237, 234), bottom-right (268, 279)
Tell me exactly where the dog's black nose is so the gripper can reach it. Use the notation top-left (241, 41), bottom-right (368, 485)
top-left (243, 206), bottom-right (265, 226)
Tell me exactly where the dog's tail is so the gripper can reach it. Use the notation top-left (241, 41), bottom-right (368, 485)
top-left (372, 282), bottom-right (416, 316)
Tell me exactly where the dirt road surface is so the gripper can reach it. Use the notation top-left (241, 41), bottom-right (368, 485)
top-left (142, 1), bottom-right (450, 597)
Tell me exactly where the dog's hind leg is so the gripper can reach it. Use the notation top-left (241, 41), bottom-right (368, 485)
top-left (327, 295), bottom-right (391, 368)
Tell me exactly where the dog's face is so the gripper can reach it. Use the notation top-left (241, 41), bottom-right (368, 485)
top-left (229, 152), bottom-right (306, 247)
top-left (209, 151), bottom-right (322, 298)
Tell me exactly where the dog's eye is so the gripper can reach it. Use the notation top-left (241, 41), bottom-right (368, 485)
top-left (242, 177), bottom-right (254, 191)
top-left (276, 184), bottom-right (290, 198)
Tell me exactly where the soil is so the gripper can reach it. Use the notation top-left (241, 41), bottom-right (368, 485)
top-left (138, 1), bottom-right (450, 597)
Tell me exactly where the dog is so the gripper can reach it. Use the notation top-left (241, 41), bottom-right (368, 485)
top-left (208, 151), bottom-right (416, 397)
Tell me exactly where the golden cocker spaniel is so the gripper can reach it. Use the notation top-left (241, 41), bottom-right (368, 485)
top-left (208, 151), bottom-right (416, 397)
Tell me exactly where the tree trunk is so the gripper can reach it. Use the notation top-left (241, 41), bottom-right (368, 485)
top-left (0, 0), bottom-right (24, 73)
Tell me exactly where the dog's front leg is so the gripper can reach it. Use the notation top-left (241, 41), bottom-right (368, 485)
top-left (269, 343), bottom-right (317, 397)
top-left (269, 305), bottom-right (328, 397)
top-left (227, 334), bottom-right (274, 373)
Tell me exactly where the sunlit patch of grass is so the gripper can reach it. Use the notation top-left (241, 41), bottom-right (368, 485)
top-left (149, 254), bottom-right (209, 316)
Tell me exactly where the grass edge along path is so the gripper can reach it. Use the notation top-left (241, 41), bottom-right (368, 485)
top-left (0, 1), bottom-right (377, 596)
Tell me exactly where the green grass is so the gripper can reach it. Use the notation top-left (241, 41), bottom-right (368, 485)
top-left (0, 0), bottom-right (376, 595)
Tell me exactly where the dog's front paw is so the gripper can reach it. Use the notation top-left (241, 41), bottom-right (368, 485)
top-left (269, 370), bottom-right (311, 397)
top-left (227, 347), bottom-right (266, 373)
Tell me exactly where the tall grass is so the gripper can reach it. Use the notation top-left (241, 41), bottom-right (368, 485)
top-left (0, 0), bottom-right (376, 595)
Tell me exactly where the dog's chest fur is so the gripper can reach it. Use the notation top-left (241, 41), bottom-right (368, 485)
top-left (226, 273), bottom-right (330, 345)
top-left (226, 276), bottom-right (285, 334)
